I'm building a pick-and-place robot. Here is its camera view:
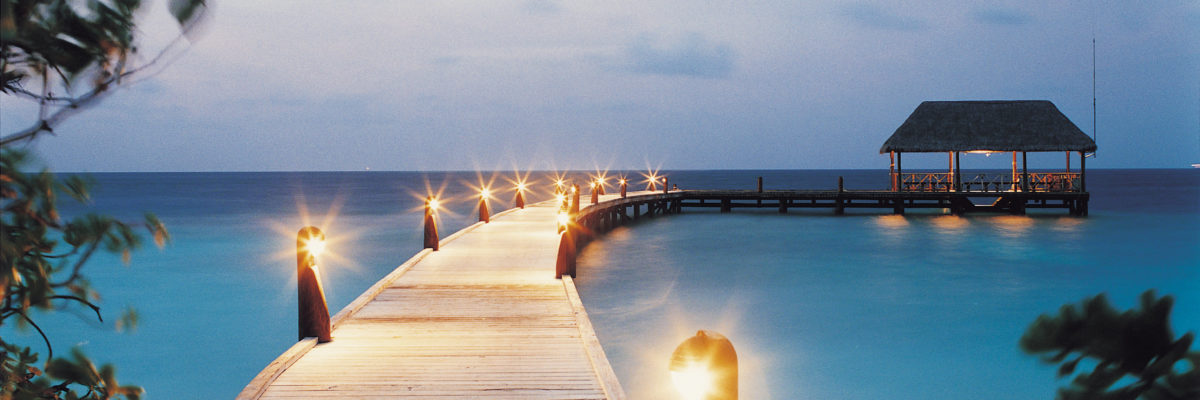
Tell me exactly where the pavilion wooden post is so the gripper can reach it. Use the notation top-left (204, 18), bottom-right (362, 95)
top-left (947, 152), bottom-right (954, 192)
top-left (1022, 152), bottom-right (1029, 192)
top-left (423, 197), bottom-right (439, 251)
top-left (1011, 152), bottom-right (1018, 192)
top-left (297, 227), bottom-right (331, 343)
top-left (954, 152), bottom-right (962, 192)
top-left (889, 151), bottom-right (896, 191)
top-left (896, 152), bottom-right (903, 192)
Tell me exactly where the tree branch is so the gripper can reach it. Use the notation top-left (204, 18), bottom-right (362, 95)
top-left (17, 311), bottom-right (53, 362)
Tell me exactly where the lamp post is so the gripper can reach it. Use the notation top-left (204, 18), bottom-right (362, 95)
top-left (670, 330), bottom-right (737, 400)
top-left (590, 182), bottom-right (599, 205)
top-left (479, 188), bottom-right (491, 223)
top-left (570, 184), bottom-right (580, 214)
top-left (297, 226), bottom-right (331, 343)
top-left (424, 196), bottom-right (439, 251)
top-left (620, 178), bottom-right (627, 198)
top-left (514, 182), bottom-right (526, 209)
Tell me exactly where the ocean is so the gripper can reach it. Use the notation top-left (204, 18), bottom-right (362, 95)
top-left (3, 169), bottom-right (1197, 399)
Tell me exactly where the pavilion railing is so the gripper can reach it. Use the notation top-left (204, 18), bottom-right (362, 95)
top-left (894, 172), bottom-right (1082, 193)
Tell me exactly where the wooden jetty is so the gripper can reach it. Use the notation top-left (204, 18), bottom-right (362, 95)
top-left (239, 197), bottom-right (629, 399)
top-left (242, 99), bottom-right (1095, 398)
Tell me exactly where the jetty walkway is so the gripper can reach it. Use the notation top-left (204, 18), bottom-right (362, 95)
top-left (239, 194), bottom-right (632, 399)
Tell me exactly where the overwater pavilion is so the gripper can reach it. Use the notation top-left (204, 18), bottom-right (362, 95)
top-left (881, 100), bottom-right (1097, 194)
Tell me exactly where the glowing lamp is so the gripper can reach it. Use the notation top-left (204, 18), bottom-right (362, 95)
top-left (516, 182), bottom-right (527, 192)
top-left (669, 330), bottom-right (737, 400)
top-left (619, 179), bottom-right (626, 185)
top-left (556, 194), bottom-right (566, 203)
top-left (303, 236), bottom-right (326, 259)
top-left (557, 212), bottom-right (570, 227)
top-left (428, 198), bottom-right (441, 212)
top-left (480, 188), bottom-right (491, 199)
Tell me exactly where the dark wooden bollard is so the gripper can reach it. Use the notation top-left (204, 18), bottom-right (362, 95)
top-left (590, 184), bottom-right (599, 204)
top-left (478, 194), bottom-right (490, 223)
top-left (424, 196), bottom-right (439, 250)
top-left (515, 188), bottom-right (525, 209)
top-left (597, 180), bottom-right (605, 195)
top-left (663, 178), bottom-right (669, 194)
top-left (571, 184), bottom-right (580, 214)
top-left (620, 180), bottom-right (627, 198)
top-left (297, 226), bottom-right (331, 343)
top-left (555, 228), bottom-right (576, 279)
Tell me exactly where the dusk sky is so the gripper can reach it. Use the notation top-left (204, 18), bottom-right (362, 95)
top-left (3, 0), bottom-right (1197, 171)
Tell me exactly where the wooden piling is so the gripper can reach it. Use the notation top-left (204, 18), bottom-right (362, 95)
top-left (478, 196), bottom-right (490, 223)
top-left (515, 190), bottom-right (524, 209)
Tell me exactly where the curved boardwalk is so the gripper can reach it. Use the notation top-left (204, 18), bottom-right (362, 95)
top-left (240, 196), bottom-right (629, 399)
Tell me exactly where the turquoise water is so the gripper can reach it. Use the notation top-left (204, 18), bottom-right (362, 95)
top-left (574, 170), bottom-right (1200, 399)
top-left (2, 170), bottom-right (1196, 399)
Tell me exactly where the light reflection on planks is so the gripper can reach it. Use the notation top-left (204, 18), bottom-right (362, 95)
top-left (253, 200), bottom-right (622, 399)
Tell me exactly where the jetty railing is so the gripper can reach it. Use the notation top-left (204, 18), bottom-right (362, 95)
top-left (895, 172), bottom-right (1082, 193)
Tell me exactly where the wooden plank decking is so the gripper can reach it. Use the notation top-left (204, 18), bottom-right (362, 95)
top-left (241, 197), bottom-right (627, 399)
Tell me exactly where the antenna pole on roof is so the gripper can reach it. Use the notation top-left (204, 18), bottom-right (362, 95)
top-left (1092, 37), bottom-right (1097, 159)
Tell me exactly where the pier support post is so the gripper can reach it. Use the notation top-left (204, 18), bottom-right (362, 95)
top-left (835, 177), bottom-right (845, 215)
top-left (297, 227), bottom-right (332, 343)
top-left (757, 177), bottom-right (763, 206)
top-left (424, 197), bottom-right (439, 251)
top-left (893, 199), bottom-right (905, 215)
top-left (555, 228), bottom-right (576, 279)
top-left (778, 198), bottom-right (787, 214)
top-left (720, 198), bottom-right (731, 213)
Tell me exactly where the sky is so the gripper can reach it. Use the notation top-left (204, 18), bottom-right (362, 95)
top-left (2, 0), bottom-right (1198, 171)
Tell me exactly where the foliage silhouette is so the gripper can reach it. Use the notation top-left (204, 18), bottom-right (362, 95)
top-left (1021, 290), bottom-right (1200, 400)
top-left (2, 0), bottom-right (207, 398)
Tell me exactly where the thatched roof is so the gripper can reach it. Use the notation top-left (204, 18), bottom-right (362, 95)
top-left (880, 100), bottom-right (1097, 153)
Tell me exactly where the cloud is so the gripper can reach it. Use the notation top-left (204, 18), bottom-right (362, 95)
top-left (620, 33), bottom-right (736, 78)
top-left (972, 8), bottom-right (1033, 26)
top-left (840, 3), bottom-right (927, 31)
top-left (521, 0), bottom-right (562, 15)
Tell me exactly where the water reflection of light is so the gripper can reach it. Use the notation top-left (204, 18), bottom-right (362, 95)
top-left (989, 215), bottom-right (1034, 238)
top-left (1051, 216), bottom-right (1086, 232)
top-left (931, 215), bottom-right (969, 231)
top-left (876, 214), bottom-right (910, 229)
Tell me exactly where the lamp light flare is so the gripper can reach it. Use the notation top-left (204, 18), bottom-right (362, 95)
top-left (671, 365), bottom-right (714, 400)
top-left (516, 182), bottom-right (527, 192)
top-left (304, 237), bottom-right (326, 259)
top-left (428, 198), bottom-right (441, 211)
top-left (480, 188), bottom-right (491, 199)
top-left (556, 212), bottom-right (570, 226)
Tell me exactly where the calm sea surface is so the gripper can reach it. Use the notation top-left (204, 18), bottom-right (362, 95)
top-left (3, 169), bottom-right (1197, 399)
